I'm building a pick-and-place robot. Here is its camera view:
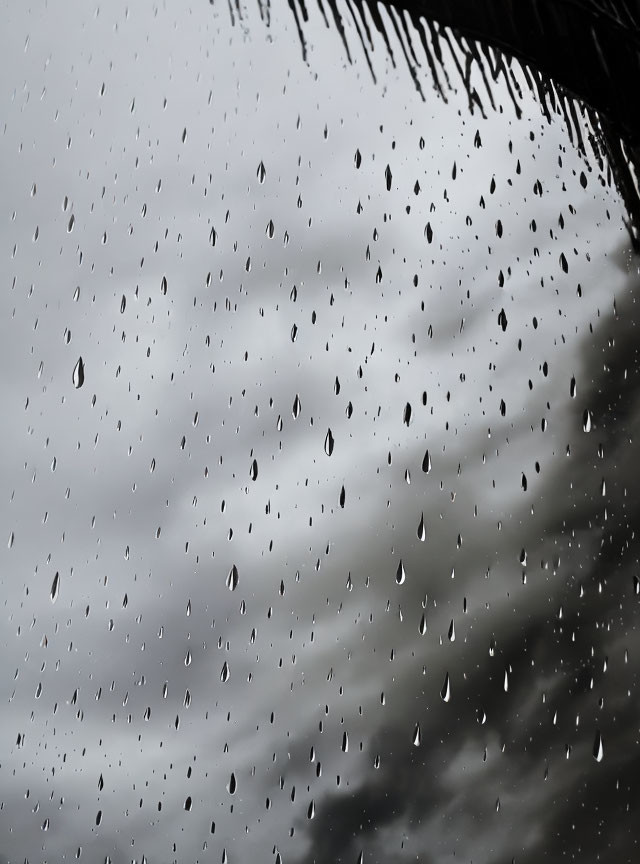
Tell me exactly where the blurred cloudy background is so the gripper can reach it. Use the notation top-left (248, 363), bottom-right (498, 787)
top-left (1, 0), bottom-right (639, 862)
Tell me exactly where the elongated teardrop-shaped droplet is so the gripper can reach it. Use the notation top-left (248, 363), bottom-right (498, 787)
top-left (228, 772), bottom-right (236, 794)
top-left (570, 375), bottom-right (577, 398)
top-left (307, 799), bottom-right (315, 819)
top-left (324, 429), bottom-right (334, 456)
top-left (396, 560), bottom-right (406, 585)
top-left (504, 667), bottom-right (510, 692)
top-left (257, 161), bottom-right (266, 183)
top-left (292, 394), bottom-right (301, 419)
top-left (593, 729), bottom-right (603, 762)
top-left (72, 357), bottom-right (84, 388)
top-left (354, 149), bottom-right (362, 169)
top-left (448, 618), bottom-right (456, 642)
top-left (412, 723), bottom-right (421, 746)
top-left (419, 612), bottom-right (427, 635)
top-left (50, 571), bottom-right (60, 603)
top-left (250, 459), bottom-right (258, 480)
top-left (342, 731), bottom-right (349, 752)
top-left (583, 410), bottom-right (592, 433)
top-left (417, 513), bottom-right (426, 541)
top-left (339, 485), bottom-right (346, 508)
top-left (441, 672), bottom-right (451, 702)
top-left (220, 661), bottom-right (230, 683)
top-left (422, 449), bottom-right (431, 473)
top-left (227, 564), bottom-right (239, 591)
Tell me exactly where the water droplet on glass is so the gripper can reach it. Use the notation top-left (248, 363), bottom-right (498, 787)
top-left (396, 560), bottom-right (406, 585)
top-left (292, 394), bottom-right (301, 418)
top-left (583, 410), bottom-right (592, 432)
top-left (324, 428), bottom-right (334, 456)
top-left (448, 618), bottom-right (456, 642)
top-left (593, 729), bottom-right (603, 762)
top-left (50, 571), bottom-right (60, 603)
top-left (72, 357), bottom-right (84, 388)
top-left (422, 449), bottom-right (431, 473)
top-left (257, 161), bottom-right (266, 183)
top-left (221, 661), bottom-right (230, 683)
top-left (227, 564), bottom-right (239, 591)
top-left (440, 672), bottom-right (451, 702)
top-left (417, 513), bottom-right (426, 541)
top-left (412, 723), bottom-right (421, 746)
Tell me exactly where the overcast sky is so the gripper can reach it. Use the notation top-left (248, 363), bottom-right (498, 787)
top-left (1, 1), bottom-right (639, 863)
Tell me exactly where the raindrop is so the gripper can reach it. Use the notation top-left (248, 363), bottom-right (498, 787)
top-left (417, 513), bottom-right (426, 541)
top-left (50, 571), bottom-right (60, 603)
top-left (448, 619), bottom-right (455, 642)
top-left (72, 357), bottom-right (84, 389)
top-left (440, 672), bottom-right (451, 702)
top-left (292, 394), bottom-right (301, 418)
top-left (324, 429), bottom-right (334, 456)
top-left (412, 723), bottom-right (421, 746)
top-left (227, 565), bottom-right (239, 591)
top-left (257, 161), bottom-right (266, 183)
top-left (396, 560), bottom-right (406, 585)
top-left (583, 410), bottom-right (592, 433)
top-left (422, 449), bottom-right (431, 473)
top-left (593, 729), bottom-right (603, 762)
top-left (220, 661), bottom-right (230, 683)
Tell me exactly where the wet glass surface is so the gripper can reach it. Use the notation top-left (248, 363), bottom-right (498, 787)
top-left (1, 1), bottom-right (639, 862)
